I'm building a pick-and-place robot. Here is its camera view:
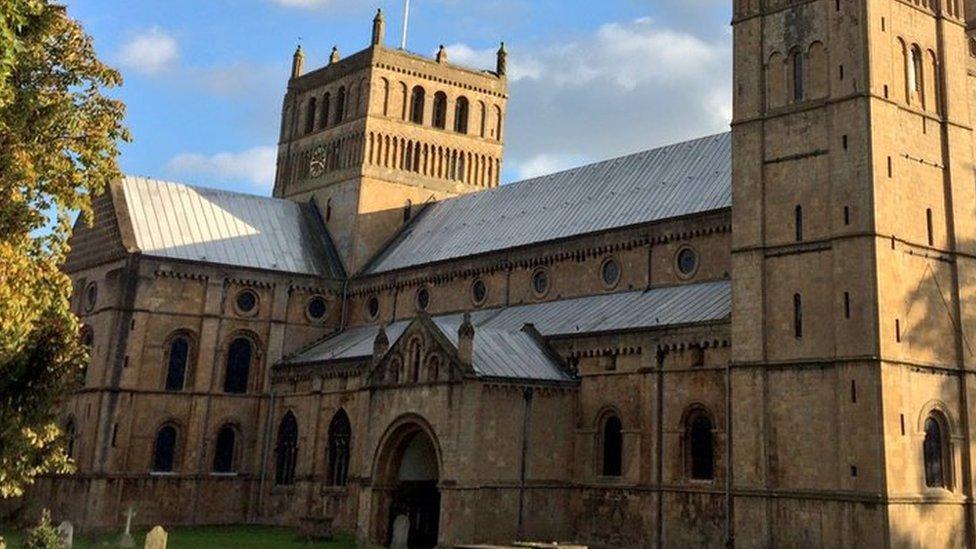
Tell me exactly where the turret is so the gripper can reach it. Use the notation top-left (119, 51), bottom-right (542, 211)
top-left (291, 45), bottom-right (304, 80)
top-left (457, 313), bottom-right (474, 367)
top-left (496, 42), bottom-right (507, 77)
top-left (371, 9), bottom-right (385, 46)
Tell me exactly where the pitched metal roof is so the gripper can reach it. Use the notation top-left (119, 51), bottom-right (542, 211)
top-left (364, 133), bottom-right (731, 274)
top-left (119, 177), bottom-right (343, 277)
top-left (281, 280), bottom-right (731, 379)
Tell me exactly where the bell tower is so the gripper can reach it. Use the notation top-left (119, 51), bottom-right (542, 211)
top-left (273, 10), bottom-right (508, 274)
top-left (731, 0), bottom-right (976, 545)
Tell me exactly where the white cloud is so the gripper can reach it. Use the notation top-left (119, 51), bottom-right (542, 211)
top-left (449, 18), bottom-right (732, 181)
top-left (117, 27), bottom-right (179, 76)
top-left (267, 0), bottom-right (330, 8)
top-left (515, 154), bottom-right (589, 181)
top-left (166, 147), bottom-right (277, 191)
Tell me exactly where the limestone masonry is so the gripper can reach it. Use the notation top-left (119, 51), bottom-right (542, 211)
top-left (28, 1), bottom-right (976, 547)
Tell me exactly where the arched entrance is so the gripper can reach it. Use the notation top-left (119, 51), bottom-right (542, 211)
top-left (373, 419), bottom-right (442, 548)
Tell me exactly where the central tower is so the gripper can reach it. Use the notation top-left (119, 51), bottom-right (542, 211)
top-left (274, 11), bottom-right (508, 274)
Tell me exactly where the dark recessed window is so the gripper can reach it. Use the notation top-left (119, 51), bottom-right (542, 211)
top-left (236, 290), bottom-right (258, 315)
top-left (601, 259), bottom-right (621, 288)
top-left (367, 296), bottom-right (380, 319)
top-left (223, 337), bottom-right (253, 394)
top-left (416, 288), bottom-right (430, 311)
top-left (212, 425), bottom-right (236, 474)
top-left (153, 425), bottom-right (178, 473)
top-left (84, 282), bottom-right (98, 312)
top-left (677, 248), bottom-right (698, 277)
top-left (471, 278), bottom-right (487, 305)
top-left (165, 335), bottom-right (190, 392)
top-left (532, 269), bottom-right (549, 296)
top-left (307, 296), bottom-right (328, 320)
top-left (601, 415), bottom-right (623, 477)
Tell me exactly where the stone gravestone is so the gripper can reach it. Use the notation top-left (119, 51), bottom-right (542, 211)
top-left (56, 521), bottom-right (73, 549)
top-left (390, 514), bottom-right (410, 549)
top-left (144, 526), bottom-right (167, 549)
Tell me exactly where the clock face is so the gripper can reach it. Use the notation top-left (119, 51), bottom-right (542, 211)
top-left (309, 146), bottom-right (327, 178)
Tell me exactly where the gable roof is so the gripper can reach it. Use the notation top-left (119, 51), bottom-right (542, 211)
top-left (281, 280), bottom-right (731, 374)
top-left (364, 132), bottom-right (731, 274)
top-left (73, 176), bottom-right (344, 277)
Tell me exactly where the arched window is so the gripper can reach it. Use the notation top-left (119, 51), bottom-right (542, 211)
top-left (320, 93), bottom-right (331, 129)
top-left (327, 410), bottom-right (351, 486)
top-left (275, 412), bottom-right (299, 486)
top-left (335, 86), bottom-right (347, 124)
top-left (687, 412), bottom-right (715, 480)
top-left (153, 424), bottom-right (178, 473)
top-left (924, 414), bottom-right (949, 488)
top-left (479, 101), bottom-right (487, 137)
top-left (165, 334), bottom-right (190, 392)
top-left (909, 45), bottom-right (923, 95)
top-left (794, 293), bottom-right (803, 339)
top-left (432, 92), bottom-right (448, 129)
top-left (791, 49), bottom-right (805, 102)
top-left (454, 96), bottom-right (470, 134)
top-left (601, 414), bottom-right (623, 477)
top-left (305, 97), bottom-right (317, 135)
top-left (65, 418), bottom-right (77, 460)
top-left (223, 337), bottom-right (253, 394)
top-left (400, 82), bottom-right (409, 120)
top-left (213, 425), bottom-right (237, 473)
top-left (494, 105), bottom-right (504, 140)
top-left (410, 86), bottom-right (426, 124)
top-left (767, 51), bottom-right (786, 109)
top-left (795, 205), bottom-right (803, 242)
top-left (409, 339), bottom-right (422, 383)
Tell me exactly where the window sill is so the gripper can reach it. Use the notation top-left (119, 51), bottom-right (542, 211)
top-left (210, 472), bottom-right (239, 477)
top-left (149, 471), bottom-right (177, 477)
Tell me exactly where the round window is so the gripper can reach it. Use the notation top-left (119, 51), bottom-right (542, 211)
top-left (532, 269), bottom-right (549, 297)
top-left (235, 290), bottom-right (258, 314)
top-left (471, 278), bottom-right (487, 305)
top-left (416, 287), bottom-right (430, 311)
top-left (601, 259), bottom-right (621, 288)
top-left (307, 296), bottom-right (328, 320)
top-left (676, 248), bottom-right (699, 277)
top-left (367, 296), bottom-right (380, 319)
top-left (84, 282), bottom-right (98, 312)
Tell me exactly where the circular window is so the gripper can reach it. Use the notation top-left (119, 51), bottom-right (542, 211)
top-left (367, 296), bottom-right (380, 320)
top-left (471, 278), bottom-right (487, 305)
top-left (676, 247), bottom-right (699, 278)
top-left (601, 259), bottom-right (621, 288)
top-left (84, 282), bottom-right (98, 312)
top-left (416, 287), bottom-right (430, 311)
top-left (532, 268), bottom-right (550, 297)
top-left (306, 296), bottom-right (328, 321)
top-left (235, 290), bottom-right (258, 315)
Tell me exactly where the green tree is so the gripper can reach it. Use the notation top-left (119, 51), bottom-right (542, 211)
top-left (0, 0), bottom-right (128, 497)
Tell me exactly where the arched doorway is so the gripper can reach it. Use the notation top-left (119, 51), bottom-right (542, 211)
top-left (373, 419), bottom-right (441, 548)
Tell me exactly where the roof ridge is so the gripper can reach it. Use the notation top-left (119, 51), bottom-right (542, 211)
top-left (122, 175), bottom-right (291, 203)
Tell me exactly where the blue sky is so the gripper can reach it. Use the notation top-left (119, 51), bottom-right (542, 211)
top-left (65, 0), bottom-right (732, 195)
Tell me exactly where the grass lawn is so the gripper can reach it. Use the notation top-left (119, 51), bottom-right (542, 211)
top-left (0, 525), bottom-right (357, 548)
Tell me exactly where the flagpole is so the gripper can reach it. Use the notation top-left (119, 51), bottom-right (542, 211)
top-left (400, 0), bottom-right (410, 50)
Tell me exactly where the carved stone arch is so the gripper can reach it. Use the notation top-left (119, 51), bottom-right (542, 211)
top-left (917, 399), bottom-right (956, 435)
top-left (925, 49), bottom-right (939, 113)
top-left (426, 352), bottom-right (443, 382)
top-left (371, 413), bottom-right (444, 486)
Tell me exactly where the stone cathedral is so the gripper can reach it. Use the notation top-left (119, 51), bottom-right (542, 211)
top-left (25, 0), bottom-right (976, 546)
